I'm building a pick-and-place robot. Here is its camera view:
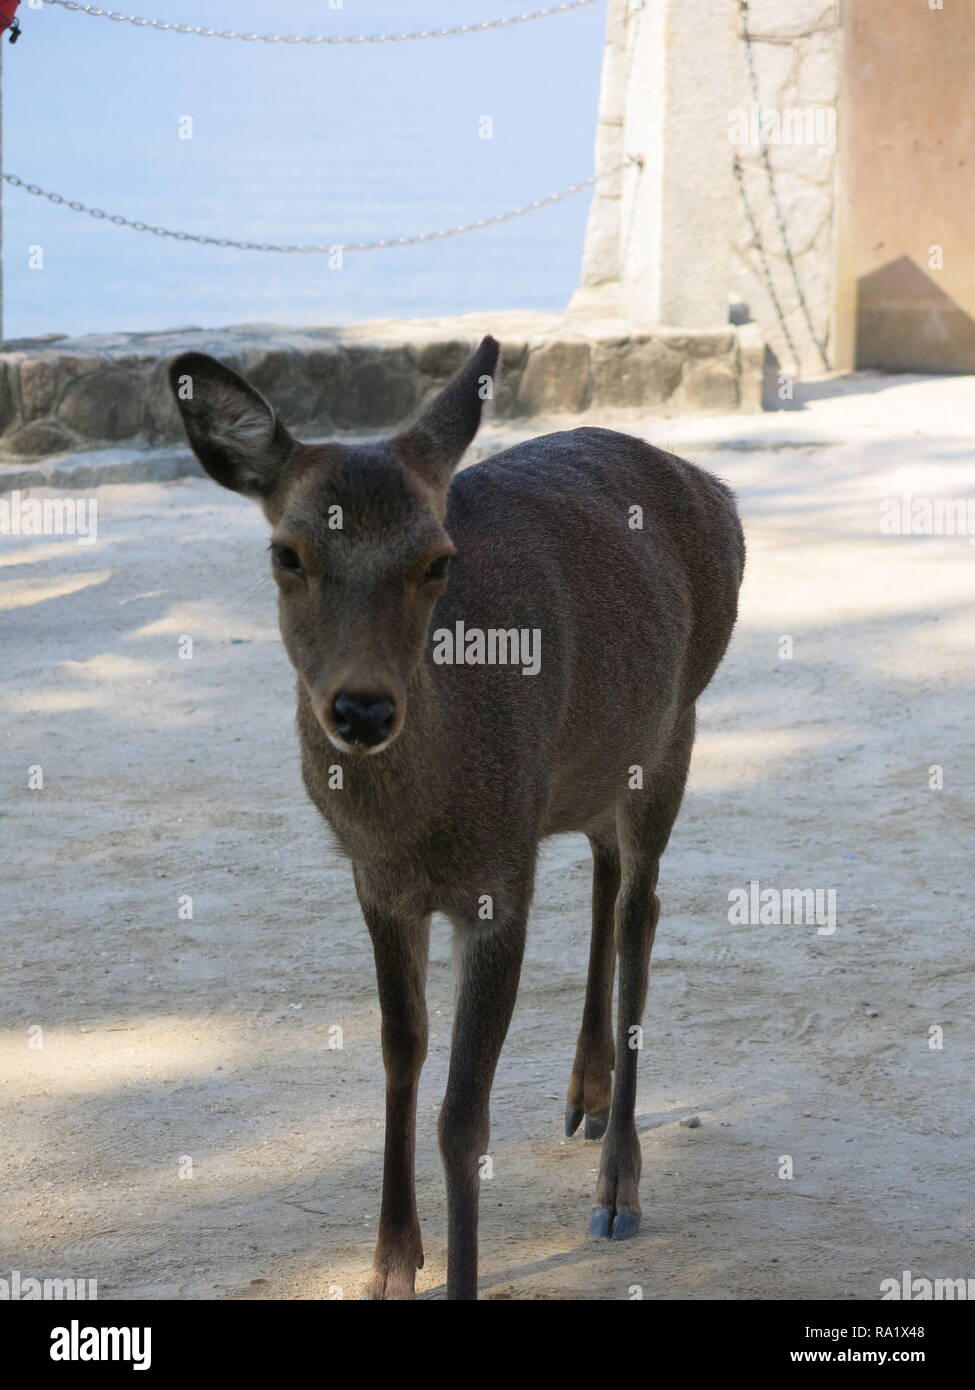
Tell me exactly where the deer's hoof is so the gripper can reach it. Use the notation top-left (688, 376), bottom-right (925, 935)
top-left (361, 1252), bottom-right (422, 1300)
top-left (589, 1205), bottom-right (613, 1238)
top-left (588, 1204), bottom-right (641, 1240)
top-left (584, 1107), bottom-right (610, 1141)
top-left (610, 1206), bottom-right (640, 1240)
top-left (566, 1104), bottom-right (610, 1139)
top-left (361, 1270), bottom-right (417, 1300)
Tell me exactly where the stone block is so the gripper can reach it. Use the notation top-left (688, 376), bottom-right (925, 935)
top-left (330, 346), bottom-right (419, 430)
top-left (518, 340), bottom-right (592, 414)
top-left (411, 339), bottom-right (475, 379)
top-left (57, 367), bottom-right (145, 440)
top-left (591, 337), bottom-right (684, 409)
top-left (678, 358), bottom-right (741, 413)
top-left (18, 358), bottom-right (60, 421)
top-left (0, 363), bottom-right (14, 433)
top-left (4, 420), bottom-right (76, 456)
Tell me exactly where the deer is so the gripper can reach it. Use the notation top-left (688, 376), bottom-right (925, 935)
top-left (169, 336), bottom-right (745, 1301)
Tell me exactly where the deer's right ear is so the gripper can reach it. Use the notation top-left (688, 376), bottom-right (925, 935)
top-left (168, 352), bottom-right (295, 498)
top-left (394, 335), bottom-right (500, 490)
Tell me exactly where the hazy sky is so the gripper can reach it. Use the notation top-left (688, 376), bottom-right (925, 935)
top-left (3, 0), bottom-right (606, 338)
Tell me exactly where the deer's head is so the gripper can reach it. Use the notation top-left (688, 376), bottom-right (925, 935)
top-left (170, 336), bottom-right (499, 755)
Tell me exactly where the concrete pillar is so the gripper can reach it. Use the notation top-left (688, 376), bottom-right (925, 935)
top-left (571, 0), bottom-right (737, 330)
top-left (574, 0), bottom-right (629, 312)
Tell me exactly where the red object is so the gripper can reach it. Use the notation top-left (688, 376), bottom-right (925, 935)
top-left (0, 0), bottom-right (20, 37)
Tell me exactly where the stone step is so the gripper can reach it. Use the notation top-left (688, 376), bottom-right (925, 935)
top-left (0, 311), bottom-right (763, 463)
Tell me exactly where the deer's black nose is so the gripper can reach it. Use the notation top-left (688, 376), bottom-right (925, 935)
top-left (332, 691), bottom-right (395, 748)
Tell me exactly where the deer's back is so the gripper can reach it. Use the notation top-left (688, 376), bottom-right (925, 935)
top-left (444, 427), bottom-right (744, 836)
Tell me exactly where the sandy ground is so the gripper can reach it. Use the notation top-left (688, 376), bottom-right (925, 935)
top-left (2, 374), bottom-right (973, 1301)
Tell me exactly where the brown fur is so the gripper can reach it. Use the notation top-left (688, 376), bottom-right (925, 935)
top-left (170, 337), bottom-right (745, 1300)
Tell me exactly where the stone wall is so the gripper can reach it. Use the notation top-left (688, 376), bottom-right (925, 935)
top-left (573, 0), bottom-right (840, 384)
top-left (730, 0), bottom-right (841, 379)
top-left (0, 312), bottom-right (762, 460)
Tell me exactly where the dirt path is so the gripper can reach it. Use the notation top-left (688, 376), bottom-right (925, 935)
top-left (3, 377), bottom-right (973, 1300)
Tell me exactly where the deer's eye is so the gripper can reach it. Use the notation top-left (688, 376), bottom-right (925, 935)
top-left (423, 554), bottom-right (451, 583)
top-left (271, 544), bottom-right (301, 573)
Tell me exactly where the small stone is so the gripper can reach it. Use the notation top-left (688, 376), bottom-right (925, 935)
top-left (680, 1115), bottom-right (702, 1129)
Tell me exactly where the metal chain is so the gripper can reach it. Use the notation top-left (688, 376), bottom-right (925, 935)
top-left (732, 156), bottom-right (801, 377)
top-left (2, 166), bottom-right (629, 252)
top-left (739, 9), bottom-right (831, 372)
top-left (43, 0), bottom-right (604, 44)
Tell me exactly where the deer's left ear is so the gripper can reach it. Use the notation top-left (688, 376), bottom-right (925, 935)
top-left (394, 335), bottom-right (500, 489)
top-left (169, 352), bottom-right (295, 498)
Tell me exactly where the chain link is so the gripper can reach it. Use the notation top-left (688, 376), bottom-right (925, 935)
top-left (739, 10), bottom-right (830, 372)
top-left (2, 167), bottom-right (637, 252)
top-left (44, 0), bottom-right (604, 44)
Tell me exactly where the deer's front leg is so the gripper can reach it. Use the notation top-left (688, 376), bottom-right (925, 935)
top-left (360, 907), bottom-right (430, 1301)
top-left (439, 913), bottom-right (527, 1301)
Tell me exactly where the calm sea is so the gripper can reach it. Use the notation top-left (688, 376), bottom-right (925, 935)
top-left (3, 0), bottom-right (605, 339)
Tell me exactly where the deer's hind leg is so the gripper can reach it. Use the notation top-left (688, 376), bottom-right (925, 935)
top-left (565, 830), bottom-right (620, 1141)
top-left (589, 707), bottom-right (696, 1241)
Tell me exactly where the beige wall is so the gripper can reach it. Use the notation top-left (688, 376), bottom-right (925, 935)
top-left (837, 0), bottom-right (975, 371)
